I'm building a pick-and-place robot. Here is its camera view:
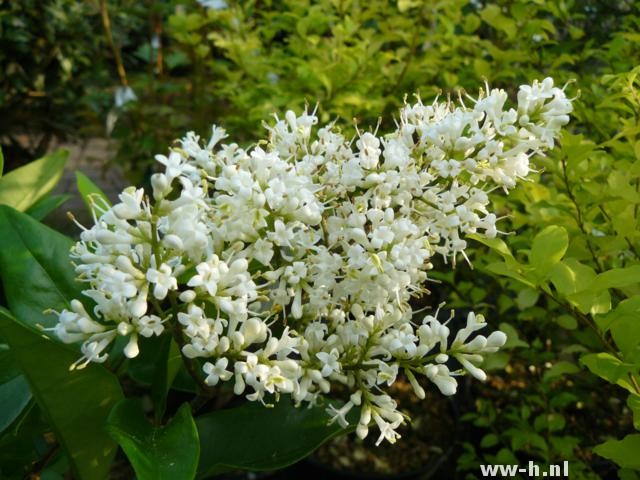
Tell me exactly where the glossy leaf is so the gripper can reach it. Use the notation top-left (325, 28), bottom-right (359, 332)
top-left (196, 399), bottom-right (354, 478)
top-left (0, 403), bottom-right (49, 478)
top-left (580, 353), bottom-right (638, 394)
top-left (128, 335), bottom-right (197, 393)
top-left (0, 308), bottom-right (123, 480)
top-left (75, 171), bottom-right (111, 214)
top-left (151, 336), bottom-right (182, 422)
top-left (0, 205), bottom-right (80, 329)
top-left (25, 194), bottom-right (71, 221)
top-left (0, 346), bottom-right (32, 434)
top-left (594, 434), bottom-right (640, 469)
top-left (0, 150), bottom-right (68, 211)
top-left (595, 296), bottom-right (640, 333)
top-left (107, 399), bottom-right (199, 480)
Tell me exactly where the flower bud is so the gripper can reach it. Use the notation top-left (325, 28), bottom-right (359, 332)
top-left (179, 290), bottom-right (197, 303)
top-left (151, 173), bottom-right (171, 199)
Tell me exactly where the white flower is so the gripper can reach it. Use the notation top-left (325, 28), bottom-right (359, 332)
top-left (316, 348), bottom-right (340, 377)
top-left (135, 315), bottom-right (164, 338)
top-left (203, 358), bottom-right (233, 385)
top-left (188, 257), bottom-right (222, 296)
top-left (55, 78), bottom-right (572, 444)
top-left (155, 151), bottom-right (196, 181)
top-left (146, 264), bottom-right (178, 300)
top-left (357, 132), bottom-right (381, 169)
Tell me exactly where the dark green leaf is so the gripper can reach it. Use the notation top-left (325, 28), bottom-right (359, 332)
top-left (0, 150), bottom-right (68, 211)
top-left (480, 433), bottom-right (499, 448)
top-left (196, 399), bottom-right (354, 478)
top-left (543, 361), bottom-right (580, 382)
top-left (128, 335), bottom-right (197, 393)
top-left (151, 336), bottom-right (182, 422)
top-left (0, 403), bottom-right (49, 478)
top-left (499, 323), bottom-right (529, 349)
top-left (107, 399), bottom-right (199, 480)
top-left (0, 346), bottom-right (32, 434)
top-left (0, 308), bottom-right (123, 480)
top-left (628, 395), bottom-right (640, 430)
top-left (26, 194), bottom-right (72, 221)
top-left (0, 205), bottom-right (81, 329)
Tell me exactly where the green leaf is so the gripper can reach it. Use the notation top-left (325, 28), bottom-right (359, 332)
top-left (26, 194), bottom-right (72, 221)
top-left (480, 433), bottom-right (499, 448)
top-left (468, 234), bottom-right (516, 263)
top-left (529, 226), bottom-right (568, 280)
top-left (581, 353), bottom-right (638, 394)
top-left (151, 337), bottom-right (182, 422)
top-left (594, 434), bottom-right (640, 469)
top-left (594, 296), bottom-right (640, 361)
top-left (0, 150), bottom-right (68, 211)
top-left (549, 258), bottom-right (597, 296)
top-left (595, 296), bottom-right (640, 332)
top-left (196, 399), bottom-right (354, 477)
top-left (499, 323), bottom-right (529, 349)
top-left (479, 4), bottom-right (517, 39)
top-left (543, 361), bottom-right (580, 382)
top-left (0, 403), bottom-right (49, 477)
top-left (550, 259), bottom-right (611, 314)
top-left (0, 346), bottom-right (32, 434)
top-left (590, 266), bottom-right (640, 291)
top-left (628, 395), bottom-right (640, 430)
top-left (128, 335), bottom-right (197, 393)
top-left (75, 171), bottom-right (111, 214)
top-left (0, 308), bottom-right (123, 480)
top-left (555, 314), bottom-right (577, 330)
top-left (510, 430), bottom-right (547, 453)
top-left (0, 205), bottom-right (80, 329)
top-left (0, 146), bottom-right (4, 177)
top-left (516, 287), bottom-right (539, 310)
top-left (107, 399), bottom-right (199, 480)
top-left (484, 261), bottom-right (535, 287)
top-left (533, 413), bottom-right (565, 433)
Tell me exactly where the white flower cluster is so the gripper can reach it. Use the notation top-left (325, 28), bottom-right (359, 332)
top-left (52, 78), bottom-right (572, 444)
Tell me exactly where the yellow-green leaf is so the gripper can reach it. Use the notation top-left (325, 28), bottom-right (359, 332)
top-left (0, 150), bottom-right (68, 211)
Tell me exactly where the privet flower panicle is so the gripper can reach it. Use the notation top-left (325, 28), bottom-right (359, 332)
top-left (52, 78), bottom-right (572, 443)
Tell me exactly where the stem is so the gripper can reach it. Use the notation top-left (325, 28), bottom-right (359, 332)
top-left (629, 373), bottom-right (640, 396)
top-left (30, 443), bottom-right (60, 477)
top-left (560, 155), bottom-right (604, 273)
top-left (544, 289), bottom-right (617, 354)
top-left (99, 0), bottom-right (129, 87)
